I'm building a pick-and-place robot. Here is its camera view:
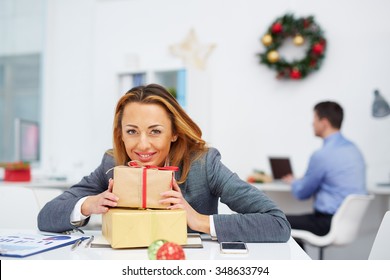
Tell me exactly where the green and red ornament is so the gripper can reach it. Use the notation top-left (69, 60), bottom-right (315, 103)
top-left (259, 14), bottom-right (327, 80)
top-left (156, 242), bottom-right (185, 260)
top-left (147, 239), bottom-right (168, 260)
top-left (148, 239), bottom-right (186, 260)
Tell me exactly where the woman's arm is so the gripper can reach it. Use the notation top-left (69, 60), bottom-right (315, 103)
top-left (37, 152), bottom-right (115, 233)
top-left (160, 147), bottom-right (291, 242)
top-left (208, 148), bottom-right (291, 243)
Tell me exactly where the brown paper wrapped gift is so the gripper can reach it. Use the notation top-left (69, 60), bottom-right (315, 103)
top-left (113, 164), bottom-right (178, 209)
top-left (102, 208), bottom-right (187, 248)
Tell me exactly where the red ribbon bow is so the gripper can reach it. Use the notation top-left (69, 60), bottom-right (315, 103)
top-left (128, 161), bottom-right (179, 208)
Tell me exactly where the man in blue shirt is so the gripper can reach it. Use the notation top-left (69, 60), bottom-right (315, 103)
top-left (283, 101), bottom-right (366, 245)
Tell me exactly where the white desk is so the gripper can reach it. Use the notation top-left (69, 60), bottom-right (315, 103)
top-left (0, 230), bottom-right (311, 260)
top-left (0, 179), bottom-right (75, 210)
top-left (368, 184), bottom-right (390, 210)
top-left (0, 178), bottom-right (74, 190)
top-left (253, 181), bottom-right (390, 213)
top-left (251, 182), bottom-right (390, 236)
top-left (251, 182), bottom-right (313, 214)
top-left (369, 184), bottom-right (390, 195)
top-left (252, 182), bottom-right (291, 192)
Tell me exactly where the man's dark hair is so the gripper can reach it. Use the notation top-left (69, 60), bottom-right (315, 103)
top-left (314, 101), bottom-right (343, 129)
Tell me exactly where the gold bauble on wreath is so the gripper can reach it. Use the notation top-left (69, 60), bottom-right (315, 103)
top-left (267, 50), bottom-right (279, 63)
top-left (293, 35), bottom-right (305, 46)
top-left (261, 34), bottom-right (273, 46)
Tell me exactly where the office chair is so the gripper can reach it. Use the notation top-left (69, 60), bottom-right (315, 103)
top-left (291, 194), bottom-right (374, 260)
top-left (368, 211), bottom-right (390, 260)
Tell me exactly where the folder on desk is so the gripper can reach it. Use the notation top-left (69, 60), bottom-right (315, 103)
top-left (91, 233), bottom-right (203, 249)
top-left (0, 233), bottom-right (86, 258)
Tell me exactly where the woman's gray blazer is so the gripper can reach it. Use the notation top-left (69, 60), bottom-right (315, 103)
top-left (38, 147), bottom-right (291, 242)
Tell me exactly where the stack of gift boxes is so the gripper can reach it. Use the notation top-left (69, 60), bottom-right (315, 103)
top-left (102, 164), bottom-right (187, 249)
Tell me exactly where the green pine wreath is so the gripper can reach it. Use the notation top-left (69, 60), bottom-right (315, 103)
top-left (259, 14), bottom-right (327, 80)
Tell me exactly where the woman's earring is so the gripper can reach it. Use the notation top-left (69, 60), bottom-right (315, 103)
top-left (172, 136), bottom-right (177, 142)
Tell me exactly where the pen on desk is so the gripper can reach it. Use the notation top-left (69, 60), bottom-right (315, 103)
top-left (85, 235), bottom-right (94, 248)
top-left (71, 239), bottom-right (83, 250)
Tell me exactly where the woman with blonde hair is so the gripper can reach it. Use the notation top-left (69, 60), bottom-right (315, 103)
top-left (38, 84), bottom-right (290, 242)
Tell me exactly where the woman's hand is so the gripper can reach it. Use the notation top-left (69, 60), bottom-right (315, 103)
top-left (160, 179), bottom-right (210, 234)
top-left (81, 178), bottom-right (119, 216)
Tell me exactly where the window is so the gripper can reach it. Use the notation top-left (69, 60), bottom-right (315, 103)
top-left (118, 69), bottom-right (186, 108)
top-left (0, 54), bottom-right (42, 163)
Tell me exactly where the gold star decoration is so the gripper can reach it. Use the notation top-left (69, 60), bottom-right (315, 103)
top-left (170, 29), bottom-right (216, 70)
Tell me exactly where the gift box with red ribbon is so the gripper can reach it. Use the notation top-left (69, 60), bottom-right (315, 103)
top-left (112, 162), bottom-right (179, 209)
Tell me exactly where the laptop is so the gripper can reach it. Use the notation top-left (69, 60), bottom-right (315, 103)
top-left (268, 157), bottom-right (293, 180)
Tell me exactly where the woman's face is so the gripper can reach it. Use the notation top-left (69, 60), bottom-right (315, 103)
top-left (121, 102), bottom-right (176, 167)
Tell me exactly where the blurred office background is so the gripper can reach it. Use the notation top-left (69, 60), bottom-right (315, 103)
top-left (1, 0), bottom-right (389, 259)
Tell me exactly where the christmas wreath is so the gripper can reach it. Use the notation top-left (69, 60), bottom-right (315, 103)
top-left (259, 14), bottom-right (326, 80)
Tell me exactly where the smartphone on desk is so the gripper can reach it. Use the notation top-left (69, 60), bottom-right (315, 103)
top-left (220, 242), bottom-right (248, 254)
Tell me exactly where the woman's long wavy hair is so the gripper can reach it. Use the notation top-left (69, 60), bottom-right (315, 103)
top-left (112, 83), bottom-right (208, 183)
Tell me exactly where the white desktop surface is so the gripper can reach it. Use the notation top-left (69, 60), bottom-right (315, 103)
top-left (0, 178), bottom-right (74, 189)
top-left (252, 182), bottom-right (291, 192)
top-left (368, 184), bottom-right (390, 195)
top-left (368, 184), bottom-right (390, 211)
top-left (251, 182), bottom-right (314, 214)
top-left (254, 180), bottom-right (390, 194)
top-left (0, 230), bottom-right (311, 260)
top-left (254, 181), bottom-right (390, 212)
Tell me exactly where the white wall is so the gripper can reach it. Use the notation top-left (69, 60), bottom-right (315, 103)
top-left (40, 0), bottom-right (96, 181)
top-left (40, 0), bottom-right (390, 184)
top-left (0, 0), bottom-right (44, 55)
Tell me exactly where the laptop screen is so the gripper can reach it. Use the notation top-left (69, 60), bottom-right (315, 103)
top-left (269, 157), bottom-right (293, 179)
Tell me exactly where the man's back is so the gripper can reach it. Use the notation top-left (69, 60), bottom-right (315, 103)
top-left (292, 132), bottom-right (366, 214)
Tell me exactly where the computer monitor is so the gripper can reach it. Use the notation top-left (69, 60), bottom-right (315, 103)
top-left (14, 118), bottom-right (40, 164)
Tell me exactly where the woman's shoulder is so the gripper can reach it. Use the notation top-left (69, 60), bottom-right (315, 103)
top-left (206, 146), bottom-right (219, 154)
top-left (205, 146), bottom-right (222, 160)
top-left (201, 146), bottom-right (219, 157)
top-left (191, 146), bottom-right (219, 161)
top-left (191, 146), bottom-right (221, 169)
top-left (101, 149), bottom-right (115, 167)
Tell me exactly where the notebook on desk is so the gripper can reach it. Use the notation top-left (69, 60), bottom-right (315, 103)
top-left (269, 157), bottom-right (293, 180)
top-left (91, 233), bottom-right (203, 249)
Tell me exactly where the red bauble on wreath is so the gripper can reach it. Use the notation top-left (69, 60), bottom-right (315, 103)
top-left (259, 14), bottom-right (327, 80)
